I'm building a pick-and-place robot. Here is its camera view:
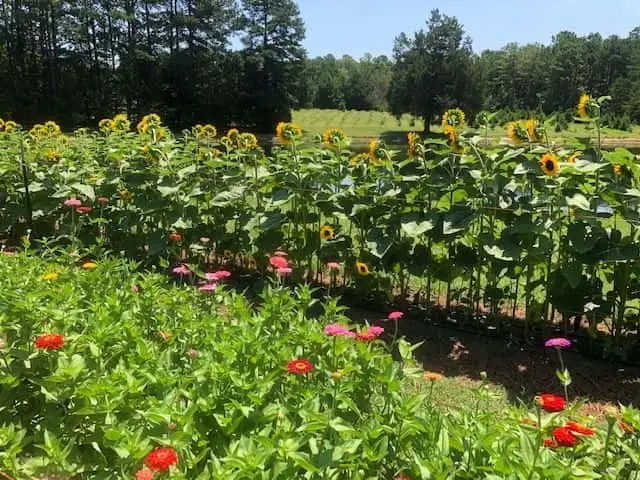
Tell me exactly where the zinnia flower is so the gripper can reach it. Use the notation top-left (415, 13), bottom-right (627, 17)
top-left (35, 333), bottom-right (65, 350)
top-left (198, 283), bottom-right (217, 292)
top-left (144, 447), bottom-right (178, 471)
top-left (324, 323), bottom-right (355, 337)
top-left (76, 206), bottom-right (92, 214)
top-left (97, 196), bottom-right (109, 205)
top-left (172, 264), bottom-right (191, 276)
top-left (356, 261), bottom-right (369, 276)
top-left (42, 272), bottom-right (59, 281)
top-left (368, 326), bottom-right (384, 336)
top-left (81, 261), bottom-right (98, 270)
top-left (168, 233), bottom-right (182, 242)
top-left (618, 420), bottom-right (635, 434)
top-left (276, 267), bottom-right (292, 276)
top-left (326, 262), bottom-right (341, 270)
top-left (388, 311), bottom-right (404, 320)
top-left (565, 421), bottom-right (595, 436)
top-left (539, 394), bottom-right (566, 413)
top-left (424, 371), bottom-right (444, 381)
top-left (135, 468), bottom-right (154, 480)
top-left (544, 337), bottom-right (571, 348)
top-left (543, 438), bottom-right (559, 449)
top-left (64, 198), bottom-right (82, 208)
top-left (269, 256), bottom-right (289, 269)
top-left (540, 153), bottom-right (560, 177)
top-left (356, 331), bottom-right (376, 342)
top-left (287, 358), bottom-right (313, 375)
top-left (320, 225), bottom-right (334, 241)
top-left (553, 427), bottom-right (579, 447)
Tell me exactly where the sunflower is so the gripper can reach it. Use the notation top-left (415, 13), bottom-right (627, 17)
top-left (0, 119), bottom-right (4, 130)
top-left (349, 152), bottom-right (369, 167)
top-left (507, 122), bottom-right (528, 145)
top-left (614, 164), bottom-right (622, 176)
top-left (276, 122), bottom-right (303, 145)
top-left (137, 118), bottom-right (148, 135)
top-left (407, 132), bottom-right (420, 157)
top-left (567, 151), bottom-right (582, 164)
top-left (368, 139), bottom-right (387, 166)
top-left (44, 120), bottom-right (61, 136)
top-left (356, 261), bottom-right (369, 276)
top-left (320, 225), bottom-right (334, 241)
top-left (577, 94), bottom-right (590, 119)
top-left (540, 153), bottom-right (560, 177)
top-left (443, 124), bottom-right (461, 152)
top-left (238, 132), bottom-right (258, 150)
top-left (201, 124), bottom-right (217, 139)
top-left (30, 124), bottom-right (46, 138)
top-left (98, 118), bottom-right (113, 131)
top-left (119, 189), bottom-right (133, 200)
top-left (526, 119), bottom-right (540, 142)
top-left (442, 108), bottom-right (466, 129)
top-left (225, 128), bottom-right (240, 145)
top-left (322, 128), bottom-right (348, 148)
top-left (4, 121), bottom-right (17, 132)
top-left (112, 113), bottom-right (130, 132)
top-left (46, 149), bottom-right (60, 163)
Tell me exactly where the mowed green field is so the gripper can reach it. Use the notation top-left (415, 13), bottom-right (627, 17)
top-left (292, 108), bottom-right (640, 150)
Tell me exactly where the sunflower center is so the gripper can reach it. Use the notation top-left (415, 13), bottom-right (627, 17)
top-left (545, 160), bottom-right (555, 170)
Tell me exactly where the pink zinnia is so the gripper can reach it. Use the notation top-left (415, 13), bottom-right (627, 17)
top-left (97, 196), bottom-right (109, 205)
top-left (198, 283), bottom-right (217, 292)
top-left (213, 270), bottom-right (231, 280)
top-left (64, 198), bottom-right (82, 208)
top-left (76, 206), bottom-right (92, 214)
top-left (205, 272), bottom-right (219, 282)
top-left (269, 256), bottom-right (289, 269)
top-left (368, 326), bottom-right (384, 336)
top-left (326, 262), bottom-right (341, 270)
top-left (388, 311), bottom-right (404, 320)
top-left (172, 264), bottom-right (191, 276)
top-left (544, 337), bottom-right (571, 348)
top-left (276, 267), bottom-right (292, 276)
top-left (324, 323), bottom-right (355, 337)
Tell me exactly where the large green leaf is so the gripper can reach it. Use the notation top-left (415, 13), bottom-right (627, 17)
top-left (400, 212), bottom-right (434, 237)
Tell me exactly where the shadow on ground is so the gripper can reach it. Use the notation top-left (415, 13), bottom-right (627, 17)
top-left (347, 306), bottom-right (640, 408)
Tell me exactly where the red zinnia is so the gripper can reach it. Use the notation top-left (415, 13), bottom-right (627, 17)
top-left (565, 421), bottom-right (595, 436)
top-left (168, 233), bottom-right (182, 242)
top-left (543, 438), bottom-right (559, 449)
top-left (287, 359), bottom-right (313, 375)
top-left (135, 468), bottom-right (154, 480)
top-left (144, 447), bottom-right (178, 471)
top-left (269, 255), bottom-right (289, 269)
top-left (539, 394), bottom-right (566, 413)
top-left (76, 206), bottom-right (93, 214)
top-left (553, 427), bottom-right (579, 447)
top-left (34, 333), bottom-right (65, 350)
top-left (97, 196), bottom-right (109, 205)
top-left (356, 331), bottom-right (376, 342)
top-left (618, 421), bottom-right (635, 434)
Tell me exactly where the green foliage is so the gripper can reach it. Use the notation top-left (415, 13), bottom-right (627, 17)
top-left (0, 254), bottom-right (639, 478)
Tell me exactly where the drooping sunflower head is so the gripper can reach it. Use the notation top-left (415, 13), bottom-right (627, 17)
top-left (320, 225), bottom-right (335, 241)
top-left (356, 261), bottom-right (370, 276)
top-left (443, 124), bottom-right (462, 153)
top-left (322, 128), bottom-right (348, 148)
top-left (112, 113), bottom-right (130, 132)
top-left (225, 128), bottom-right (240, 145)
top-left (200, 124), bottom-right (217, 139)
top-left (567, 151), bottom-right (582, 164)
top-left (4, 120), bottom-right (18, 132)
top-left (350, 152), bottom-right (369, 167)
top-left (137, 113), bottom-right (162, 135)
top-left (44, 120), bottom-right (61, 137)
top-left (442, 108), bottom-right (466, 130)
top-left (276, 122), bottom-right (303, 145)
top-left (540, 153), bottom-right (560, 177)
top-left (577, 94), bottom-right (591, 119)
top-left (407, 132), bottom-right (422, 158)
top-left (526, 119), bottom-right (542, 143)
top-left (238, 132), bottom-right (258, 150)
top-left (0, 119), bottom-right (5, 130)
top-left (368, 139), bottom-right (387, 166)
top-left (98, 118), bottom-right (113, 132)
top-left (507, 122), bottom-right (528, 145)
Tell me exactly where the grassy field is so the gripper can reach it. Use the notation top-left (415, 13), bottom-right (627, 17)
top-left (293, 108), bottom-right (640, 151)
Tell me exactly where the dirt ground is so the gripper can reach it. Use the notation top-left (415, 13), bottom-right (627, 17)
top-left (346, 307), bottom-right (640, 409)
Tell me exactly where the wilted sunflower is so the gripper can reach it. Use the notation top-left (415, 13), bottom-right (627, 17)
top-left (320, 225), bottom-right (335, 241)
top-left (526, 119), bottom-right (541, 142)
top-left (443, 125), bottom-right (461, 152)
top-left (540, 153), bottom-right (560, 177)
top-left (4, 120), bottom-right (17, 132)
top-left (577, 94), bottom-right (590, 119)
top-left (368, 139), bottom-right (387, 166)
top-left (567, 151), bottom-right (582, 164)
top-left (507, 122), bottom-right (528, 145)
top-left (407, 132), bottom-right (421, 157)
top-left (238, 132), bottom-right (258, 150)
top-left (442, 108), bottom-right (466, 129)
top-left (322, 128), bottom-right (348, 148)
top-left (356, 261), bottom-right (370, 276)
top-left (276, 122), bottom-right (303, 145)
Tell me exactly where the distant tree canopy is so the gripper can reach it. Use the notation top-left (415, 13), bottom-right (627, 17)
top-left (1, 1), bottom-right (640, 132)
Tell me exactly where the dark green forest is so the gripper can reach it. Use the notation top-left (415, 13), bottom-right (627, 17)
top-left (1, 2), bottom-right (640, 132)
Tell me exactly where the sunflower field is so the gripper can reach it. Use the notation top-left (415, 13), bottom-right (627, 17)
top-left (1, 95), bottom-right (640, 363)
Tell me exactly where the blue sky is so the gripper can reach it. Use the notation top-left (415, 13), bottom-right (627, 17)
top-left (297, 0), bottom-right (640, 58)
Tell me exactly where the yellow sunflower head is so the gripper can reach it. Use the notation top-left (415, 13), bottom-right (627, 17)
top-left (443, 124), bottom-right (462, 153)
top-left (356, 261), bottom-right (370, 276)
top-left (350, 152), bottom-right (369, 167)
top-left (112, 114), bottom-right (130, 132)
top-left (567, 151), bottom-right (582, 164)
top-left (322, 128), bottom-right (348, 148)
top-left (526, 119), bottom-right (541, 142)
top-left (226, 128), bottom-right (240, 145)
top-left (320, 225), bottom-right (335, 241)
top-left (200, 124), bottom-right (217, 139)
top-left (507, 122), bottom-right (528, 145)
top-left (44, 120), bottom-right (61, 136)
top-left (614, 164), bottom-right (623, 176)
top-left (4, 121), bottom-right (17, 132)
top-left (238, 132), bottom-right (258, 150)
top-left (0, 119), bottom-right (5, 130)
top-left (276, 122), bottom-right (303, 145)
top-left (98, 118), bottom-right (113, 131)
top-left (577, 94), bottom-right (591, 119)
top-left (540, 153), bottom-right (560, 177)
top-left (407, 132), bottom-right (422, 157)
top-left (136, 118), bottom-right (148, 134)
top-left (368, 139), bottom-right (388, 166)
top-left (46, 149), bottom-right (60, 163)
top-left (442, 108), bottom-right (466, 130)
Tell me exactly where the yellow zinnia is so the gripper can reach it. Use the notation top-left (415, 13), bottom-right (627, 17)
top-left (42, 272), bottom-right (60, 281)
top-left (540, 153), bottom-right (560, 177)
top-left (320, 225), bottom-right (335, 241)
top-left (356, 261), bottom-right (370, 276)
top-left (81, 261), bottom-right (98, 270)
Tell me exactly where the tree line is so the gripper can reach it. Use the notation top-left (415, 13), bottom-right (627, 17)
top-left (1, 3), bottom-right (640, 133)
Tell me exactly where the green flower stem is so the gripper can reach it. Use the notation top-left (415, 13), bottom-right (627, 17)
top-left (527, 403), bottom-right (543, 480)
